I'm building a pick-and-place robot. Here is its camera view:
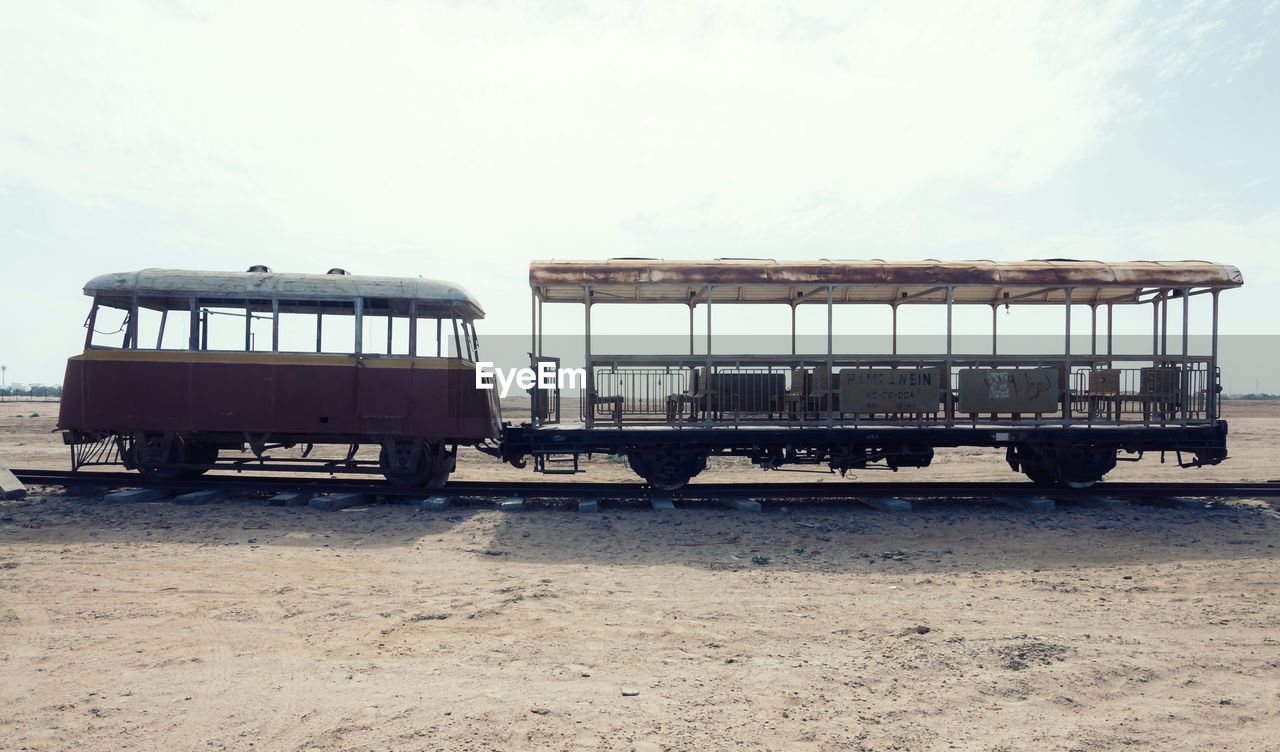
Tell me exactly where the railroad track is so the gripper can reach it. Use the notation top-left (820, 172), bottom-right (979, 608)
top-left (8, 468), bottom-right (1280, 502)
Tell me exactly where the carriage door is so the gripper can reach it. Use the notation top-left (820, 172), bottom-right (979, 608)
top-left (355, 299), bottom-right (414, 428)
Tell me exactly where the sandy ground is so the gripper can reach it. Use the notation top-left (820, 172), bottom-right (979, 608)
top-left (2, 400), bottom-right (1279, 750)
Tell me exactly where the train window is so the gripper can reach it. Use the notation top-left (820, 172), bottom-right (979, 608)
top-left (87, 303), bottom-right (130, 349)
top-left (319, 302), bottom-right (357, 354)
top-left (276, 307), bottom-right (320, 353)
top-left (414, 318), bottom-right (445, 357)
top-left (247, 306), bottom-right (273, 352)
top-left (133, 301), bottom-right (194, 350)
top-left (197, 306), bottom-right (245, 351)
top-left (360, 313), bottom-right (412, 356)
top-left (465, 321), bottom-right (480, 361)
top-left (194, 300), bottom-right (272, 352)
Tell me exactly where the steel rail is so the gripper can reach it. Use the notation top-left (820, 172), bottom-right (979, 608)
top-left (9, 468), bottom-right (1280, 501)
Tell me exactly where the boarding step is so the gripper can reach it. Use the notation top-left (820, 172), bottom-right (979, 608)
top-left (533, 452), bottom-right (582, 474)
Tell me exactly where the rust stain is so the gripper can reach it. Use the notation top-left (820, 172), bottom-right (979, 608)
top-left (530, 259), bottom-right (1244, 291)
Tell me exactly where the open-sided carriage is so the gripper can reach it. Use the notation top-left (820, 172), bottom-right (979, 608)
top-left (504, 259), bottom-right (1242, 488)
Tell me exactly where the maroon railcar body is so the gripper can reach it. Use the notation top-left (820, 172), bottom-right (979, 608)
top-left (57, 268), bottom-right (499, 486)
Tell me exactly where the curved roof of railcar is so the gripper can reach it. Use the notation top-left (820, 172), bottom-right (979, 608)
top-left (528, 259), bottom-right (1243, 305)
top-left (84, 269), bottom-right (484, 318)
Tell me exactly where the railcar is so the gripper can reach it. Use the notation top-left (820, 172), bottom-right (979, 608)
top-left (57, 267), bottom-right (499, 486)
top-left (501, 259), bottom-right (1242, 489)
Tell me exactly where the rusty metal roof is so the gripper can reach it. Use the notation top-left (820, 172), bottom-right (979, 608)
top-left (84, 269), bottom-right (484, 318)
top-left (529, 259), bottom-right (1243, 305)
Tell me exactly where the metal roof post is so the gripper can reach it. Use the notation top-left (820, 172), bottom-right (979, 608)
top-left (584, 284), bottom-right (593, 429)
top-left (891, 303), bottom-right (898, 356)
top-left (991, 304), bottom-right (998, 356)
top-left (944, 286), bottom-right (953, 427)
top-left (1090, 303), bottom-right (1097, 357)
top-left (1063, 286), bottom-right (1072, 426)
top-left (126, 294), bottom-right (138, 349)
top-left (1181, 288), bottom-right (1190, 360)
top-left (272, 299), bottom-right (280, 353)
top-left (689, 301), bottom-right (695, 356)
top-left (1106, 303), bottom-right (1114, 360)
top-left (354, 297), bottom-right (363, 355)
top-left (1209, 289), bottom-right (1220, 421)
top-left (1181, 287), bottom-right (1190, 427)
top-left (244, 305), bottom-right (252, 352)
top-left (826, 285), bottom-right (834, 425)
top-left (1152, 296), bottom-right (1159, 356)
top-left (187, 297), bottom-right (198, 351)
top-left (790, 303), bottom-right (796, 356)
top-left (1161, 291), bottom-right (1169, 357)
top-left (408, 301), bottom-right (418, 356)
top-left (84, 299), bottom-right (99, 350)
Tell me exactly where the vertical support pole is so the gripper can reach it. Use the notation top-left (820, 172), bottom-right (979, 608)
top-left (1090, 303), bottom-right (1097, 357)
top-left (991, 303), bottom-right (998, 356)
top-left (584, 284), bottom-right (593, 428)
top-left (689, 302), bottom-right (695, 356)
top-left (408, 301), bottom-right (418, 357)
top-left (705, 284), bottom-right (714, 423)
top-left (354, 297), bottom-right (364, 355)
top-left (1106, 303), bottom-right (1114, 359)
top-left (386, 314), bottom-right (393, 355)
top-left (1152, 296), bottom-right (1159, 356)
top-left (945, 287), bottom-right (953, 356)
top-left (436, 318), bottom-right (442, 357)
top-left (155, 309), bottom-right (167, 350)
top-left (316, 313), bottom-right (323, 353)
top-left (1064, 287), bottom-right (1072, 358)
top-left (188, 298), bottom-right (198, 351)
top-left (537, 295), bottom-right (543, 358)
top-left (200, 309), bottom-right (208, 351)
top-left (271, 299), bottom-right (279, 353)
top-left (1161, 291), bottom-right (1169, 357)
top-left (944, 287), bottom-right (953, 426)
top-left (1181, 288), bottom-right (1190, 426)
top-left (1063, 287), bottom-right (1072, 425)
top-left (1181, 288), bottom-right (1189, 359)
top-left (826, 285), bottom-right (834, 424)
top-left (790, 303), bottom-right (796, 356)
top-left (244, 305), bottom-right (252, 352)
top-left (530, 291), bottom-right (539, 425)
top-left (891, 304), bottom-right (898, 355)
top-left (127, 294), bottom-right (139, 349)
top-left (85, 300), bottom-right (100, 350)
top-left (1209, 290), bottom-right (1219, 421)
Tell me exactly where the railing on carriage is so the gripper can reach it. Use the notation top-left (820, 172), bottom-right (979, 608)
top-left (579, 354), bottom-right (1218, 429)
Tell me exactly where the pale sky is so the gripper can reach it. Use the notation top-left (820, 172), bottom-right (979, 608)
top-left (1, 1), bottom-right (1277, 385)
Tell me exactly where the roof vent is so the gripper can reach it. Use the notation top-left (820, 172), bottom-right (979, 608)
top-left (246, 264), bottom-right (272, 273)
top-left (326, 268), bottom-right (349, 275)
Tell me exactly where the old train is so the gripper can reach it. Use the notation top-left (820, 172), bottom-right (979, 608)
top-left (58, 259), bottom-right (1242, 489)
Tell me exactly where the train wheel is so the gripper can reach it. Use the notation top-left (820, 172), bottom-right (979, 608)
top-left (182, 443), bottom-right (219, 479)
top-left (1008, 446), bottom-right (1115, 488)
top-left (627, 450), bottom-right (708, 491)
top-left (379, 443), bottom-right (432, 487)
top-left (379, 442), bottom-right (453, 488)
top-left (132, 433), bottom-right (189, 481)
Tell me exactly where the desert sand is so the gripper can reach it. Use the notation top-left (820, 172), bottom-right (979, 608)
top-left (2, 400), bottom-right (1278, 750)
